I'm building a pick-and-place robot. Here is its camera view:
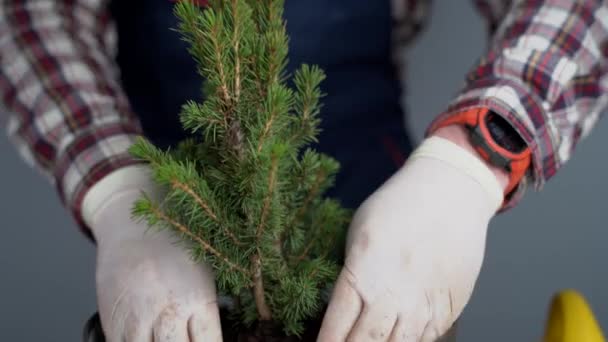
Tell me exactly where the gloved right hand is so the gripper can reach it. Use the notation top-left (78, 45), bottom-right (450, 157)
top-left (83, 165), bottom-right (222, 342)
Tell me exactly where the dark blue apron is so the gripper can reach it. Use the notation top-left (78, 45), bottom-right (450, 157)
top-left (110, 0), bottom-right (412, 209)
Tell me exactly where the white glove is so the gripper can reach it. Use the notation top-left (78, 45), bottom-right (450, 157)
top-left (83, 165), bottom-right (222, 342)
top-left (317, 136), bottom-right (504, 342)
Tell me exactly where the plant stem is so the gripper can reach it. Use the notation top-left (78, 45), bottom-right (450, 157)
top-left (256, 105), bottom-right (278, 153)
top-left (250, 154), bottom-right (278, 321)
top-left (232, 0), bottom-right (241, 102)
top-left (256, 154), bottom-right (278, 240)
top-left (279, 168), bottom-right (325, 251)
top-left (210, 23), bottom-right (231, 106)
top-left (251, 254), bottom-right (272, 320)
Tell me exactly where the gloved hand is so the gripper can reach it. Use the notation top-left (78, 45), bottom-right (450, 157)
top-left (83, 165), bottom-right (222, 342)
top-left (317, 136), bottom-right (505, 342)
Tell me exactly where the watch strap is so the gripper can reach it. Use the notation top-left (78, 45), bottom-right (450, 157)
top-left (431, 107), bottom-right (531, 197)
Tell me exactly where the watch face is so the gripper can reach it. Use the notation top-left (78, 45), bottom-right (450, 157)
top-left (485, 112), bottom-right (526, 153)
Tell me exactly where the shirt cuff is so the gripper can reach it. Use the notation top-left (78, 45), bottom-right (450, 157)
top-left (53, 123), bottom-right (145, 240)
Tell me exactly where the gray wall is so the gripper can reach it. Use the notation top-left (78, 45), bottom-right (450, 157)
top-left (1, 1), bottom-right (606, 341)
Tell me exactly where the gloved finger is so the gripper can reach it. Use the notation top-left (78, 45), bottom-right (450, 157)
top-left (316, 270), bottom-right (362, 342)
top-left (188, 302), bottom-right (223, 342)
top-left (123, 315), bottom-right (154, 342)
top-left (346, 302), bottom-right (397, 342)
top-left (153, 306), bottom-right (189, 342)
top-left (387, 315), bottom-right (423, 342)
top-left (420, 321), bottom-right (449, 342)
top-left (420, 299), bottom-right (456, 342)
top-left (419, 327), bottom-right (440, 342)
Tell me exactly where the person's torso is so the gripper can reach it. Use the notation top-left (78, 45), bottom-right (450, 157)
top-left (110, 0), bottom-right (413, 208)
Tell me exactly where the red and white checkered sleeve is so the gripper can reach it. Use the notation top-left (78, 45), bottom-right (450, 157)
top-left (429, 1), bottom-right (608, 209)
top-left (0, 1), bottom-right (144, 236)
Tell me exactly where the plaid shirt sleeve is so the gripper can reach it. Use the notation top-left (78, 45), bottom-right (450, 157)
top-left (0, 1), bottom-right (144, 235)
top-left (428, 0), bottom-right (608, 208)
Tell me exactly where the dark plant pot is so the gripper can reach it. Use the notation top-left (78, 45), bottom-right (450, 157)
top-left (82, 312), bottom-right (105, 342)
top-left (83, 309), bottom-right (325, 342)
top-left (219, 308), bottom-right (324, 342)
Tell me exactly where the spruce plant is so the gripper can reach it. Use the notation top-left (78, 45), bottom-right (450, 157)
top-left (128, 0), bottom-right (351, 338)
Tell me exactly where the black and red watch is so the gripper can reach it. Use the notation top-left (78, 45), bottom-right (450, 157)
top-left (432, 107), bottom-right (532, 197)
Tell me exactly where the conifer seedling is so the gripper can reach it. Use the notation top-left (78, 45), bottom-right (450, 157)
top-left (128, 0), bottom-right (351, 339)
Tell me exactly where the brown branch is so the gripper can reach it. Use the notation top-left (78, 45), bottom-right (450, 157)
top-left (266, 4), bottom-right (281, 85)
top-left (255, 10), bottom-right (286, 153)
top-left (307, 265), bottom-right (319, 280)
top-left (293, 169), bottom-right (324, 224)
top-left (150, 206), bottom-right (250, 277)
top-left (232, 0), bottom-right (241, 102)
top-left (300, 94), bottom-right (313, 120)
top-left (171, 180), bottom-right (244, 246)
top-left (244, 142), bottom-right (280, 323)
top-left (293, 240), bottom-right (314, 262)
top-left (279, 168), bottom-right (325, 249)
top-left (251, 254), bottom-right (272, 320)
top-left (256, 107), bottom-right (277, 153)
top-left (251, 55), bottom-right (267, 105)
top-left (250, 155), bottom-right (279, 321)
top-left (319, 234), bottom-right (337, 260)
top-left (234, 45), bottom-right (241, 101)
top-left (209, 22), bottom-right (231, 106)
top-left (318, 216), bottom-right (348, 268)
top-left (293, 226), bottom-right (338, 263)
top-left (256, 154), bottom-right (278, 240)
top-left (172, 180), bottom-right (217, 220)
top-left (293, 213), bottom-right (322, 263)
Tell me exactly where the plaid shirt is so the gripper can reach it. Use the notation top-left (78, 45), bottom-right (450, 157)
top-left (1, 0), bottom-right (607, 233)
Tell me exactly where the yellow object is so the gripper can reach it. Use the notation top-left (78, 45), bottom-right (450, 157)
top-left (543, 289), bottom-right (605, 342)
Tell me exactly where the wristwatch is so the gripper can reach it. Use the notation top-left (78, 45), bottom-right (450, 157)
top-left (432, 107), bottom-right (532, 197)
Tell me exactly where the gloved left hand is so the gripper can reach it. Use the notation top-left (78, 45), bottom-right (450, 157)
top-left (317, 136), bottom-right (505, 342)
top-left (84, 165), bottom-right (223, 342)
